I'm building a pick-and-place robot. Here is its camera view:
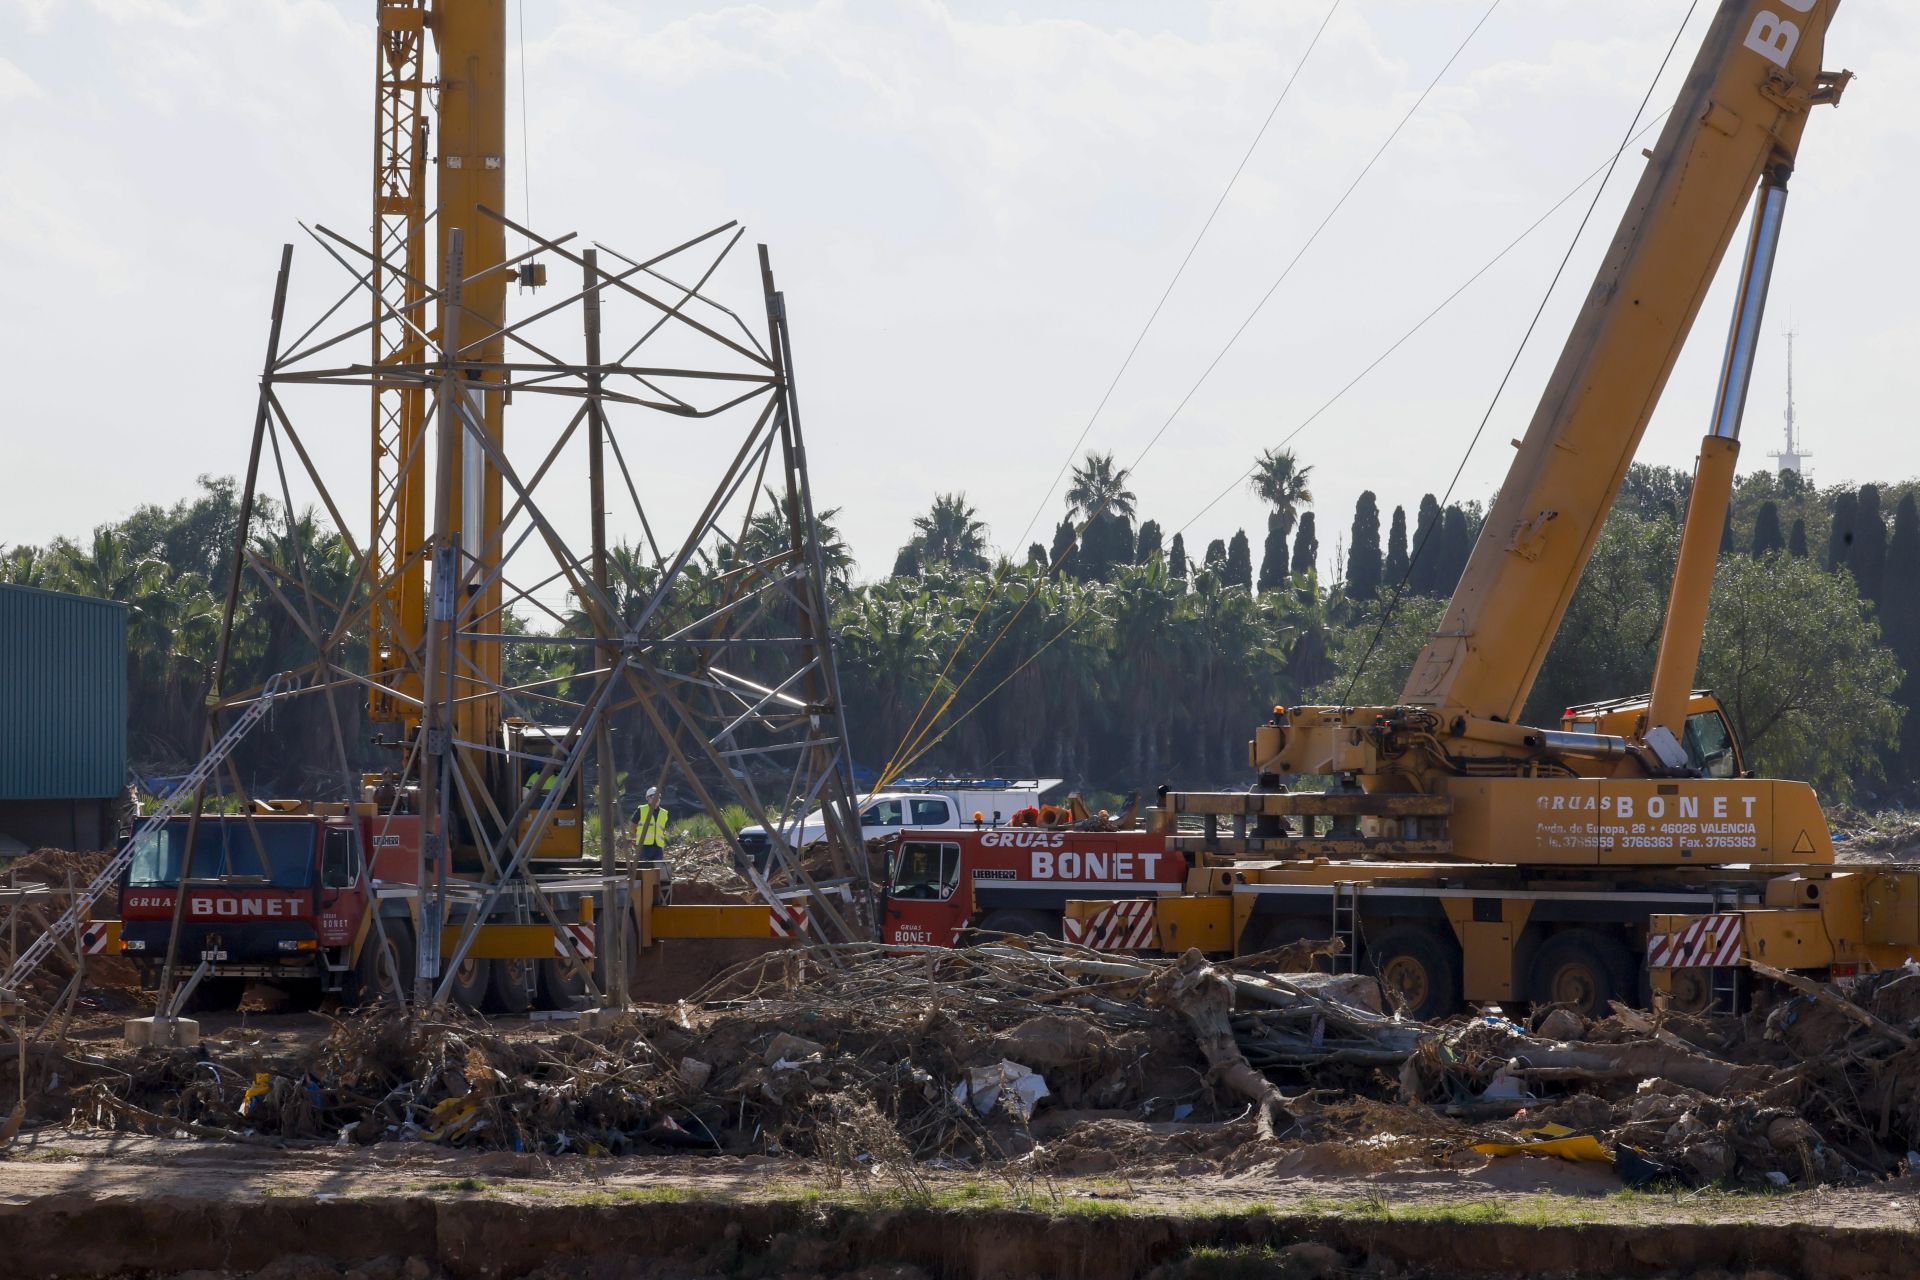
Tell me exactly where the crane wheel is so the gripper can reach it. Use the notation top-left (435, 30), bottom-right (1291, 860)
top-left (1366, 926), bottom-right (1460, 1021)
top-left (352, 920), bottom-right (416, 1005)
top-left (1240, 914), bottom-right (1336, 971)
top-left (1530, 929), bottom-right (1635, 1019)
top-left (487, 956), bottom-right (535, 1015)
top-left (1663, 966), bottom-right (1717, 1015)
top-left (536, 957), bottom-right (589, 1010)
top-left (444, 955), bottom-right (491, 1012)
top-left (976, 909), bottom-right (1060, 939)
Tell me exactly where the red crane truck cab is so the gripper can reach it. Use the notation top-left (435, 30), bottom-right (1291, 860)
top-left (118, 812), bottom-right (423, 1006)
top-left (880, 827), bottom-right (1186, 946)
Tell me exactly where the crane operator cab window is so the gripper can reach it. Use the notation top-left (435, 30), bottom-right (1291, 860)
top-left (1682, 710), bottom-right (1740, 779)
top-left (889, 840), bottom-right (961, 901)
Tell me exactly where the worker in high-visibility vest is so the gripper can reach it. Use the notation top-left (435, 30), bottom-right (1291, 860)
top-left (634, 787), bottom-right (669, 862)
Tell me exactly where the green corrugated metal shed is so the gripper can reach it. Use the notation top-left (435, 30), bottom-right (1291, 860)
top-left (0, 584), bottom-right (128, 800)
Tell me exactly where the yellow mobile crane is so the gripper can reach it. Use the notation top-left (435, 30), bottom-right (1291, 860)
top-left (1069, 0), bottom-right (1901, 1018)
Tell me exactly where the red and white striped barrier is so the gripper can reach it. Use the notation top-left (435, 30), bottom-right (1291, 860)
top-left (80, 922), bottom-right (115, 955)
top-left (771, 904), bottom-right (809, 939)
top-left (552, 923), bottom-right (595, 960)
top-left (1064, 899), bottom-right (1156, 951)
top-left (1647, 913), bottom-right (1743, 969)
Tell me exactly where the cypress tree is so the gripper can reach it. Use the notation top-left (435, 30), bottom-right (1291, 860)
top-left (891, 542), bottom-right (922, 577)
top-left (1224, 529), bottom-right (1253, 589)
top-left (1384, 504), bottom-right (1410, 586)
top-left (1826, 490), bottom-right (1858, 574)
top-left (1257, 513), bottom-right (1291, 591)
top-left (1437, 505), bottom-right (1472, 595)
top-left (1789, 517), bottom-right (1809, 558)
top-left (1169, 532), bottom-right (1188, 581)
top-left (1852, 484), bottom-right (1887, 604)
top-left (1134, 519), bottom-right (1163, 563)
top-left (1203, 538), bottom-right (1227, 573)
top-left (1346, 490), bottom-right (1383, 599)
top-left (1750, 501), bottom-right (1785, 557)
top-left (1290, 512), bottom-right (1319, 576)
top-left (1049, 518), bottom-right (1078, 577)
top-left (1078, 512), bottom-right (1133, 581)
top-left (1410, 494), bottom-right (1442, 594)
top-left (1889, 494), bottom-right (1920, 780)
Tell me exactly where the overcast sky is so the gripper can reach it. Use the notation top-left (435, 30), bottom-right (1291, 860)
top-left (5, 0), bottom-right (1915, 600)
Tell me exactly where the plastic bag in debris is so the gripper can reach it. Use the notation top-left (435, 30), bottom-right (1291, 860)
top-left (1478, 1061), bottom-right (1530, 1102)
top-left (952, 1060), bottom-right (1050, 1120)
top-left (239, 1072), bottom-right (272, 1117)
top-left (1471, 1122), bottom-right (1610, 1164)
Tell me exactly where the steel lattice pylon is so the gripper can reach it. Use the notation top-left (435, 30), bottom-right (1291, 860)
top-left (198, 209), bottom-right (875, 1009)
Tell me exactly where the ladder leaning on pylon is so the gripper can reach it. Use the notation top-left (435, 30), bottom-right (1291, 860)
top-left (0, 674), bottom-right (291, 1007)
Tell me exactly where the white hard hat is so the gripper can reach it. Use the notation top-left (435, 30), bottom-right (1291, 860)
top-left (646, 786), bottom-right (660, 800)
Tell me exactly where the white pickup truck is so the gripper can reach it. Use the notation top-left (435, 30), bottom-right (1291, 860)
top-left (736, 777), bottom-right (1063, 869)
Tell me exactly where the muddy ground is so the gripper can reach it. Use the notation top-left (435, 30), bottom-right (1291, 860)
top-left (3, 1127), bottom-right (1919, 1280)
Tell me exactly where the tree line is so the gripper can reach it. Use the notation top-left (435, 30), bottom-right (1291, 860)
top-left (4, 452), bottom-right (1915, 807)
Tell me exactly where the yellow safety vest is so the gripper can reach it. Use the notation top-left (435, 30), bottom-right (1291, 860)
top-left (635, 803), bottom-right (669, 846)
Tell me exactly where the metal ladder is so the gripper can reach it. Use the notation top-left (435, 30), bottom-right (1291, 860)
top-left (1330, 881), bottom-right (1360, 974)
top-left (1708, 884), bottom-right (1743, 1014)
top-left (0, 674), bottom-right (289, 1003)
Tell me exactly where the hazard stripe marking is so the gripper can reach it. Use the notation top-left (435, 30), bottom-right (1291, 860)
top-left (1647, 913), bottom-right (1742, 969)
top-left (552, 923), bottom-right (595, 959)
top-left (1066, 900), bottom-right (1155, 951)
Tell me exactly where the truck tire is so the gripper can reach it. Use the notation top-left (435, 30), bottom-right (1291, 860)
top-left (1240, 914), bottom-right (1337, 970)
top-left (444, 955), bottom-right (491, 1012)
top-left (1366, 926), bottom-right (1460, 1021)
top-left (487, 956), bottom-right (534, 1015)
top-left (977, 909), bottom-right (1060, 939)
top-left (536, 956), bottom-right (589, 1010)
top-left (352, 919), bottom-right (415, 1005)
top-left (1529, 929), bottom-right (1635, 1019)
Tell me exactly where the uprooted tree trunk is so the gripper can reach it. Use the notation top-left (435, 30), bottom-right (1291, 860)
top-left (1145, 949), bottom-right (1294, 1137)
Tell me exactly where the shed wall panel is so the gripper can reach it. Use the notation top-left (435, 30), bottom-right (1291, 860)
top-left (0, 585), bottom-right (129, 799)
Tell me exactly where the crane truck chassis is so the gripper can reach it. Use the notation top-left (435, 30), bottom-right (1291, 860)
top-left (1063, 0), bottom-right (1915, 1023)
top-left (108, 810), bottom-right (798, 1013)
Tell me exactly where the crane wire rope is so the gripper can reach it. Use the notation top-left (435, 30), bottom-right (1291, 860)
top-left (873, 2), bottom-right (1499, 787)
top-left (1171, 107), bottom-right (1672, 540)
top-left (884, 63), bottom-right (1696, 780)
top-left (869, 0), bottom-right (1345, 792)
top-left (1338, 0), bottom-right (1703, 705)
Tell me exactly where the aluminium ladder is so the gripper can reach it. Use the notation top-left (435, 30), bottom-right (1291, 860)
top-left (0, 674), bottom-right (289, 1004)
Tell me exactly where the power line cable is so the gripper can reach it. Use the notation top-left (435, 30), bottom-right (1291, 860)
top-left (877, 3), bottom-right (1497, 784)
top-left (1172, 108), bottom-right (1672, 540)
top-left (1339, 0), bottom-right (1703, 704)
top-left (1010, 0), bottom-right (1345, 556)
top-left (1120, 0), bottom-right (1502, 479)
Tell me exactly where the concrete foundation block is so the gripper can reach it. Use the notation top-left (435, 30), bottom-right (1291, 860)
top-left (124, 1016), bottom-right (200, 1048)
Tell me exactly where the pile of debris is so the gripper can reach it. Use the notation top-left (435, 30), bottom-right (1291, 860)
top-left (53, 940), bottom-right (1920, 1189)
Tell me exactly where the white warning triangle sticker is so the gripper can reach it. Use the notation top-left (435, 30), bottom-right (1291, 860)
top-left (1792, 829), bottom-right (1816, 854)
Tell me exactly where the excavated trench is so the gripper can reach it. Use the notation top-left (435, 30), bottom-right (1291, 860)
top-left (3, 1192), bottom-right (1911, 1280)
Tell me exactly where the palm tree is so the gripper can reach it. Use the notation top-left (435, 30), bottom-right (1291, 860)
top-left (1065, 451), bottom-right (1137, 523)
top-left (1249, 447), bottom-right (1314, 542)
top-left (741, 486), bottom-right (854, 588)
top-left (907, 493), bottom-right (990, 572)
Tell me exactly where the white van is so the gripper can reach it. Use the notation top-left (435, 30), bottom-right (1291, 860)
top-left (736, 777), bottom-right (1063, 869)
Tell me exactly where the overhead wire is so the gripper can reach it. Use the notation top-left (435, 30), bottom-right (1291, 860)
top-left (1010, 0), bottom-right (1345, 556)
top-left (1171, 107), bottom-right (1673, 540)
top-left (1337, 0), bottom-right (1704, 704)
top-left (869, 0), bottom-right (1347, 792)
top-left (875, 2), bottom-right (1503, 784)
top-left (1119, 0), bottom-right (1502, 478)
